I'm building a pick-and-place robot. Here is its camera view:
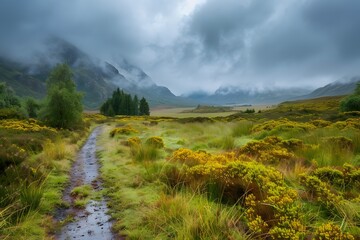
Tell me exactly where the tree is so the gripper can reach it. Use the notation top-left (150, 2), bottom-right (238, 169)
top-left (0, 82), bottom-right (21, 109)
top-left (139, 97), bottom-right (150, 116)
top-left (133, 95), bottom-right (139, 115)
top-left (25, 97), bottom-right (40, 118)
top-left (100, 89), bottom-right (144, 116)
top-left (340, 83), bottom-right (360, 112)
top-left (41, 64), bottom-right (83, 129)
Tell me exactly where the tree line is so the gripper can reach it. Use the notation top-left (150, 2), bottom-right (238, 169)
top-left (1, 63), bottom-right (150, 130)
top-left (100, 88), bottom-right (150, 116)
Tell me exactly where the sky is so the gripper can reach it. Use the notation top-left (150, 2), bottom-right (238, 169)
top-left (1, 0), bottom-right (360, 95)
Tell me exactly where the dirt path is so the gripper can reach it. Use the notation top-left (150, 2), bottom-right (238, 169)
top-left (56, 126), bottom-right (120, 240)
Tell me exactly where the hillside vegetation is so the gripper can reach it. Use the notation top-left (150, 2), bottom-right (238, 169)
top-left (95, 96), bottom-right (360, 239)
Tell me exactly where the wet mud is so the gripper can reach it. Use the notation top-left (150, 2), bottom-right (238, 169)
top-left (56, 127), bottom-right (121, 240)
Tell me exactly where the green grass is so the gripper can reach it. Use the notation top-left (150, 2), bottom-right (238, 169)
top-left (97, 96), bottom-right (360, 239)
top-left (2, 96), bottom-right (359, 239)
top-left (0, 121), bottom-right (92, 239)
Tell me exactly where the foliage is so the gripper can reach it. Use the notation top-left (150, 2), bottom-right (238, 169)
top-left (236, 136), bottom-right (299, 164)
top-left (0, 108), bottom-right (25, 119)
top-left (341, 83), bottom-right (360, 112)
top-left (109, 125), bottom-right (138, 137)
top-left (25, 98), bottom-right (40, 118)
top-left (314, 223), bottom-right (354, 240)
top-left (183, 105), bottom-right (233, 113)
top-left (0, 139), bottom-right (28, 173)
top-left (126, 137), bottom-right (142, 147)
top-left (145, 136), bottom-right (164, 148)
top-left (243, 108), bottom-right (255, 113)
top-left (100, 88), bottom-right (142, 116)
top-left (40, 64), bottom-right (83, 129)
top-left (0, 119), bottom-right (57, 133)
top-left (139, 97), bottom-right (150, 116)
top-left (0, 82), bottom-right (21, 109)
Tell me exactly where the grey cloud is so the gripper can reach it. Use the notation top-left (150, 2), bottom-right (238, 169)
top-left (1, 0), bottom-right (360, 95)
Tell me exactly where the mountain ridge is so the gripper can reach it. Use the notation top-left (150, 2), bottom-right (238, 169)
top-left (0, 37), bottom-right (194, 109)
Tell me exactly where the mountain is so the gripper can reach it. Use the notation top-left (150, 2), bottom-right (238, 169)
top-left (186, 86), bottom-right (310, 105)
top-left (298, 76), bottom-right (360, 99)
top-left (0, 37), bottom-right (194, 109)
top-left (187, 77), bottom-right (360, 106)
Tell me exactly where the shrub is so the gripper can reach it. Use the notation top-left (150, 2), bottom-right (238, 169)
top-left (110, 125), bottom-right (138, 137)
top-left (126, 137), bottom-right (142, 147)
top-left (145, 136), bottom-right (164, 149)
top-left (0, 140), bottom-right (28, 173)
top-left (314, 223), bottom-right (354, 240)
top-left (236, 136), bottom-right (296, 164)
top-left (341, 95), bottom-right (360, 112)
top-left (0, 108), bottom-right (25, 119)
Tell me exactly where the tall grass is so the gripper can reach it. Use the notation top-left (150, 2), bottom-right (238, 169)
top-left (42, 139), bottom-right (67, 161)
top-left (130, 144), bottom-right (159, 162)
top-left (144, 193), bottom-right (248, 239)
top-left (232, 120), bottom-right (254, 137)
top-left (20, 182), bottom-right (44, 212)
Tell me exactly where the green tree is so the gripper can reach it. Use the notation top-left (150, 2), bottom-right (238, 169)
top-left (0, 82), bottom-right (21, 108)
top-left (139, 97), bottom-right (150, 116)
top-left (25, 97), bottom-right (40, 118)
top-left (41, 64), bottom-right (83, 129)
top-left (133, 95), bottom-right (139, 115)
top-left (340, 82), bottom-right (360, 111)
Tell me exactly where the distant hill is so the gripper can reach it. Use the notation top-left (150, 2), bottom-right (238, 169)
top-left (186, 77), bottom-right (360, 106)
top-left (186, 86), bottom-right (310, 105)
top-left (0, 37), bottom-right (194, 109)
top-left (297, 76), bottom-right (360, 100)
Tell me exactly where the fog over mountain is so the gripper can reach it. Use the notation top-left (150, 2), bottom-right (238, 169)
top-left (1, 0), bottom-right (360, 95)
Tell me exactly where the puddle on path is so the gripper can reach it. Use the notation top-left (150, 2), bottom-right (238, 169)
top-left (56, 126), bottom-right (121, 240)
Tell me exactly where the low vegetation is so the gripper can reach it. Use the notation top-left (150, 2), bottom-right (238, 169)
top-left (97, 96), bottom-right (360, 239)
top-left (1, 68), bottom-right (360, 239)
top-left (182, 105), bottom-right (234, 113)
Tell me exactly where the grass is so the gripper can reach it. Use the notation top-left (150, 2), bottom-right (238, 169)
top-left (2, 96), bottom-right (360, 239)
top-left (0, 119), bottom-right (92, 239)
top-left (96, 96), bottom-right (360, 239)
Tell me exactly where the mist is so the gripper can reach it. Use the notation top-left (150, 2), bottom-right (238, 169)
top-left (1, 0), bottom-right (360, 95)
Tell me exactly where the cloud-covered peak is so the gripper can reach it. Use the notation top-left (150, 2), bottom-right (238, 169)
top-left (1, 0), bottom-right (360, 95)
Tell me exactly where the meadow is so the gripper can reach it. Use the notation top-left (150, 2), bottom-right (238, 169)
top-left (1, 95), bottom-right (359, 239)
top-left (96, 96), bottom-right (360, 239)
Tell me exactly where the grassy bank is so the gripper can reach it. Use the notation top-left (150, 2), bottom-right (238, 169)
top-left (0, 114), bottom-right (106, 239)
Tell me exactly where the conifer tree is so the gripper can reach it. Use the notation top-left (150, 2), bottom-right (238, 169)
top-left (139, 97), bottom-right (150, 116)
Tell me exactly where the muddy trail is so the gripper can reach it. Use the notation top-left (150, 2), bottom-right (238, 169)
top-left (55, 126), bottom-right (121, 240)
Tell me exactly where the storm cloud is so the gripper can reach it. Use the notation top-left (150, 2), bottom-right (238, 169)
top-left (1, 0), bottom-right (360, 94)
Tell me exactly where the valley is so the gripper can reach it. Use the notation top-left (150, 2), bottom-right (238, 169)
top-left (1, 95), bottom-right (360, 239)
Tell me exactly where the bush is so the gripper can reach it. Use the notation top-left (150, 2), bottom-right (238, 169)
top-left (341, 95), bottom-right (360, 112)
top-left (110, 126), bottom-right (138, 137)
top-left (0, 108), bottom-right (25, 119)
top-left (314, 223), bottom-right (354, 240)
top-left (145, 136), bottom-right (164, 149)
top-left (0, 140), bottom-right (28, 173)
top-left (340, 83), bottom-right (360, 112)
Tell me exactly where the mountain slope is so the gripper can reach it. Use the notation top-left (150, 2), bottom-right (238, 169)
top-left (300, 76), bottom-right (360, 99)
top-left (186, 86), bottom-right (310, 105)
top-left (0, 37), bottom-right (194, 108)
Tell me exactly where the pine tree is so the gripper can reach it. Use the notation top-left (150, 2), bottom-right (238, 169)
top-left (133, 95), bottom-right (139, 115)
top-left (139, 97), bottom-right (150, 116)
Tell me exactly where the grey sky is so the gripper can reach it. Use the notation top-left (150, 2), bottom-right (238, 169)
top-left (1, 0), bottom-right (360, 95)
